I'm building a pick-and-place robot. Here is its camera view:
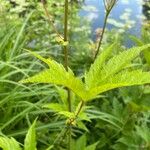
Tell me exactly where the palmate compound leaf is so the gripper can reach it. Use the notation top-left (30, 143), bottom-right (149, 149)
top-left (20, 44), bottom-right (150, 101)
top-left (0, 137), bottom-right (21, 150)
top-left (20, 50), bottom-right (86, 100)
top-left (85, 44), bottom-right (150, 89)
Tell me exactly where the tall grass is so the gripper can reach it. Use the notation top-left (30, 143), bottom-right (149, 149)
top-left (0, 10), bottom-right (67, 148)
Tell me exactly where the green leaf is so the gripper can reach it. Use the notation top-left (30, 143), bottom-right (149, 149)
top-left (128, 102), bottom-right (150, 112)
top-left (78, 112), bottom-right (91, 122)
top-left (43, 103), bottom-right (67, 112)
top-left (117, 135), bottom-right (139, 148)
top-left (86, 44), bottom-right (150, 90)
top-left (77, 121), bottom-right (89, 132)
top-left (86, 141), bottom-right (99, 150)
top-left (24, 120), bottom-right (37, 150)
top-left (86, 109), bottom-right (122, 129)
top-left (0, 137), bottom-right (21, 150)
top-left (98, 44), bottom-right (150, 84)
top-left (55, 86), bottom-right (76, 108)
top-left (21, 45), bottom-right (150, 102)
top-left (83, 44), bottom-right (150, 100)
top-left (86, 70), bottom-right (150, 100)
top-left (20, 51), bottom-right (86, 100)
top-left (129, 36), bottom-right (150, 65)
top-left (55, 86), bottom-right (68, 105)
top-left (58, 111), bottom-right (75, 118)
top-left (75, 135), bottom-right (86, 150)
top-left (136, 125), bottom-right (150, 143)
top-left (143, 49), bottom-right (150, 65)
top-left (85, 43), bottom-right (116, 89)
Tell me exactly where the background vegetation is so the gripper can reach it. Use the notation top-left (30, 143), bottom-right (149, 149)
top-left (0, 0), bottom-right (150, 149)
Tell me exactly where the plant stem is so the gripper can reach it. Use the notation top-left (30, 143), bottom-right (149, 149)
top-left (41, 0), bottom-right (63, 39)
top-left (64, 1), bottom-right (71, 149)
top-left (53, 100), bottom-right (85, 148)
top-left (94, 12), bottom-right (109, 60)
top-left (94, 0), bottom-right (118, 60)
top-left (64, 0), bottom-right (71, 112)
top-left (64, 0), bottom-right (69, 71)
top-left (75, 100), bottom-right (84, 117)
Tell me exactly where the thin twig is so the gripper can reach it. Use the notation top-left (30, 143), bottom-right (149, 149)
top-left (41, 0), bottom-right (63, 39)
top-left (94, 12), bottom-right (109, 60)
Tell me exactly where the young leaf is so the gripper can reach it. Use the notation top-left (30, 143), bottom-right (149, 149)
top-left (24, 120), bottom-right (37, 150)
top-left (0, 137), bottom-right (21, 150)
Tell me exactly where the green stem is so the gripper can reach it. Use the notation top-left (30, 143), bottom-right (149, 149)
top-left (94, 12), bottom-right (109, 60)
top-left (64, 1), bottom-right (71, 149)
top-left (64, 0), bottom-right (69, 71)
top-left (41, 0), bottom-right (63, 39)
top-left (53, 100), bottom-right (85, 148)
top-left (94, 0), bottom-right (117, 60)
top-left (75, 100), bottom-right (84, 117)
top-left (64, 0), bottom-right (71, 112)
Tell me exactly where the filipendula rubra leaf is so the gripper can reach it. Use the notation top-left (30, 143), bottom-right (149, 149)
top-left (20, 44), bottom-right (150, 101)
